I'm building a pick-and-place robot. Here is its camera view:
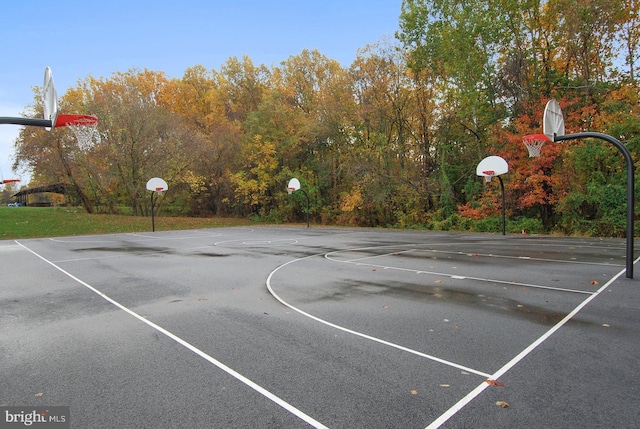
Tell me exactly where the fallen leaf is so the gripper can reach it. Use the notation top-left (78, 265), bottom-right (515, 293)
top-left (382, 305), bottom-right (389, 309)
top-left (486, 379), bottom-right (505, 387)
top-left (590, 280), bottom-right (599, 285)
top-left (440, 384), bottom-right (450, 388)
top-left (602, 323), bottom-right (610, 327)
top-left (496, 401), bottom-right (509, 408)
top-left (35, 392), bottom-right (44, 397)
top-left (451, 325), bottom-right (459, 329)
top-left (410, 390), bottom-right (418, 395)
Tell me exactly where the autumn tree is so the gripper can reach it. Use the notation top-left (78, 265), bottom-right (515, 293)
top-left (13, 91), bottom-right (97, 212)
top-left (89, 70), bottom-right (194, 214)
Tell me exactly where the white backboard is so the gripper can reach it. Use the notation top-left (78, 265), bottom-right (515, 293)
top-left (476, 156), bottom-right (508, 177)
top-left (146, 177), bottom-right (168, 192)
top-left (43, 67), bottom-right (58, 130)
top-left (287, 178), bottom-right (301, 191)
top-left (543, 99), bottom-right (564, 141)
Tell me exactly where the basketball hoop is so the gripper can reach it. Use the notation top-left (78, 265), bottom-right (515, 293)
top-left (155, 187), bottom-right (164, 196)
top-left (482, 170), bottom-right (495, 183)
top-left (55, 114), bottom-right (100, 151)
top-left (522, 133), bottom-right (550, 158)
top-left (287, 187), bottom-right (295, 195)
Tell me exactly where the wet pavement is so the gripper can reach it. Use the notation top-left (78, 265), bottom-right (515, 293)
top-left (1, 226), bottom-right (639, 428)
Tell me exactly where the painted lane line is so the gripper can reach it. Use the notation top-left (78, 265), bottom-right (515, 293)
top-left (330, 244), bottom-right (624, 267)
top-left (266, 254), bottom-right (492, 379)
top-left (343, 249), bottom-right (415, 263)
top-left (15, 240), bottom-right (328, 429)
top-left (127, 232), bottom-right (223, 240)
top-left (326, 254), bottom-right (594, 295)
top-left (425, 257), bottom-right (639, 429)
top-left (420, 248), bottom-right (623, 267)
top-left (48, 232), bottom-right (223, 243)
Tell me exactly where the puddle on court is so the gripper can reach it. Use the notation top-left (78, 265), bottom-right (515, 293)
top-left (320, 279), bottom-right (581, 327)
top-left (74, 246), bottom-right (173, 254)
top-left (73, 246), bottom-right (232, 258)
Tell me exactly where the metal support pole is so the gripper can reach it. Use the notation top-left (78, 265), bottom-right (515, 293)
top-left (555, 132), bottom-right (635, 278)
top-left (151, 191), bottom-right (156, 232)
top-left (299, 189), bottom-right (310, 228)
top-left (498, 176), bottom-right (506, 235)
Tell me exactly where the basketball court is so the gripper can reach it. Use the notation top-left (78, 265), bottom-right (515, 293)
top-left (1, 226), bottom-right (638, 428)
top-left (2, 70), bottom-right (638, 428)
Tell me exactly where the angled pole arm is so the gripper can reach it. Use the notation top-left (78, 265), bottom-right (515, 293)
top-left (555, 132), bottom-right (635, 278)
top-left (0, 117), bottom-right (52, 128)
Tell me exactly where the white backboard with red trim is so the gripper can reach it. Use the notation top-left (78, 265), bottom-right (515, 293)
top-left (146, 177), bottom-right (168, 192)
top-left (476, 156), bottom-right (508, 178)
top-left (287, 178), bottom-right (301, 192)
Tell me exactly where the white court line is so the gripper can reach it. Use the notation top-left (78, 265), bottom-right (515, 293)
top-left (331, 245), bottom-right (623, 267)
top-left (425, 256), bottom-right (640, 429)
top-left (15, 240), bottom-right (328, 429)
top-left (48, 232), bottom-right (222, 243)
top-left (266, 254), bottom-right (492, 378)
top-left (214, 238), bottom-right (300, 247)
top-left (412, 248), bottom-right (623, 267)
top-left (325, 252), bottom-right (594, 295)
top-left (127, 232), bottom-right (223, 239)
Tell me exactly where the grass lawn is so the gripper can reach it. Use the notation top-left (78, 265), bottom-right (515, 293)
top-left (0, 207), bottom-right (256, 240)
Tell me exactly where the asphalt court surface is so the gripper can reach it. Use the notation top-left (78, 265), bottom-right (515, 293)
top-left (1, 226), bottom-right (639, 428)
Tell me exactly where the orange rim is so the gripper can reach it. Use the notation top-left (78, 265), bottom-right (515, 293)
top-left (54, 114), bottom-right (98, 128)
top-left (522, 133), bottom-right (551, 142)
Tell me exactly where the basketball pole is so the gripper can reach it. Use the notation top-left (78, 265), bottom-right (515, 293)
top-left (298, 189), bottom-right (310, 228)
top-left (150, 191), bottom-right (156, 232)
top-left (555, 132), bottom-right (635, 279)
top-left (497, 176), bottom-right (506, 236)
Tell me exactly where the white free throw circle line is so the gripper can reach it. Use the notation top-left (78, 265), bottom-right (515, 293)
top-left (266, 253), bottom-right (492, 378)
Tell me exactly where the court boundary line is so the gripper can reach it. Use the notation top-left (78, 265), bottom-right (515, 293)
top-left (424, 256), bottom-right (639, 429)
top-left (14, 240), bottom-right (329, 429)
